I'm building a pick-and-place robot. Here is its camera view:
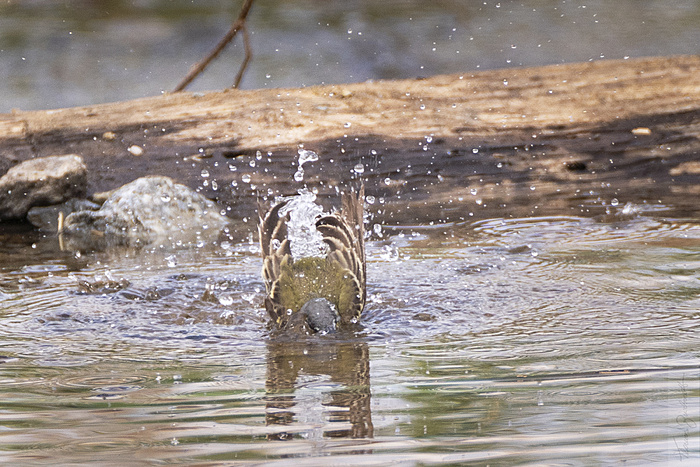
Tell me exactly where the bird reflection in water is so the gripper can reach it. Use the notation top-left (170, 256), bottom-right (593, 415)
top-left (264, 338), bottom-right (373, 440)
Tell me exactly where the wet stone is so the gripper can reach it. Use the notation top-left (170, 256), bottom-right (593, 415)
top-left (76, 278), bottom-right (131, 295)
top-left (0, 154), bottom-right (87, 220)
top-left (27, 198), bottom-right (100, 232)
top-left (62, 175), bottom-right (229, 248)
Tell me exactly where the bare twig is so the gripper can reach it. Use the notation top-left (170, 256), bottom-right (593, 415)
top-left (174, 0), bottom-right (255, 92)
top-left (232, 23), bottom-right (252, 88)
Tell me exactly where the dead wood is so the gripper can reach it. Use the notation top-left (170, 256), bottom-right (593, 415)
top-left (1, 55), bottom-right (699, 225)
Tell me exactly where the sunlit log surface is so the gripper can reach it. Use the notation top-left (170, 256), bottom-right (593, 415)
top-left (1, 55), bottom-right (699, 224)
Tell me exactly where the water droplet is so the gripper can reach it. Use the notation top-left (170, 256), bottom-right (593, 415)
top-left (297, 149), bottom-right (318, 167)
top-left (228, 164), bottom-right (237, 172)
top-left (384, 177), bottom-right (392, 185)
top-left (365, 195), bottom-right (376, 204)
top-left (419, 104), bottom-right (426, 110)
top-left (472, 148), bottom-right (479, 154)
top-left (242, 174), bottom-right (252, 183)
top-left (160, 193), bottom-right (171, 202)
top-left (294, 169), bottom-right (304, 182)
top-left (470, 188), bottom-right (478, 195)
top-left (353, 163), bottom-right (365, 174)
top-left (200, 169), bottom-right (209, 178)
top-left (218, 294), bottom-right (234, 306)
top-left (380, 244), bottom-right (400, 261)
top-left (611, 198), bottom-right (619, 206)
top-left (373, 223), bottom-right (383, 237)
top-left (211, 180), bottom-right (218, 191)
top-left (344, 122), bottom-right (352, 128)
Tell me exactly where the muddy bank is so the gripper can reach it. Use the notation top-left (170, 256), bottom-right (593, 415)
top-left (1, 55), bottom-right (699, 225)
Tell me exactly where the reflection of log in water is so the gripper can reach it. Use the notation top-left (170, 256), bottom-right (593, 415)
top-left (265, 339), bottom-right (373, 440)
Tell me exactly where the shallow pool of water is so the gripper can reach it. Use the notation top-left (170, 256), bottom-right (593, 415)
top-left (1, 206), bottom-right (698, 464)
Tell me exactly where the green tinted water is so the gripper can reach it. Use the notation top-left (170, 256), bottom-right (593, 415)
top-left (1, 210), bottom-right (698, 464)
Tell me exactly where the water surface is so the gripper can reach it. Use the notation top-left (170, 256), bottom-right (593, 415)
top-left (1, 0), bottom-right (699, 111)
top-left (1, 206), bottom-right (698, 464)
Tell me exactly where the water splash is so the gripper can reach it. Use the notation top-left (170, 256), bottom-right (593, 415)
top-left (298, 149), bottom-right (318, 165)
top-left (293, 149), bottom-right (319, 182)
top-left (279, 189), bottom-right (328, 259)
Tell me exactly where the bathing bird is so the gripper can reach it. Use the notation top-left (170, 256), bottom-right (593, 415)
top-left (258, 186), bottom-right (365, 333)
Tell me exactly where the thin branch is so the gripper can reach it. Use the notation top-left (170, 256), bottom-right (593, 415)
top-left (232, 23), bottom-right (252, 88)
top-left (174, 0), bottom-right (255, 92)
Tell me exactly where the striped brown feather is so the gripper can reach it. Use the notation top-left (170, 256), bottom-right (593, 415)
top-left (258, 185), bottom-right (366, 325)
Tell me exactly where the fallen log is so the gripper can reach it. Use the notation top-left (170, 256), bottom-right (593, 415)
top-left (1, 55), bottom-right (699, 225)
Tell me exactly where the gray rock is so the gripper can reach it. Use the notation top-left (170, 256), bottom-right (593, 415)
top-left (27, 198), bottom-right (100, 232)
top-left (62, 175), bottom-right (229, 248)
top-left (0, 154), bottom-right (87, 220)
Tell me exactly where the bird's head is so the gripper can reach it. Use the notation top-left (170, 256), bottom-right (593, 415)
top-left (300, 297), bottom-right (340, 334)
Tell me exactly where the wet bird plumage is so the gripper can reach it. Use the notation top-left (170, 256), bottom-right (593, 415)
top-left (258, 186), bottom-right (366, 330)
